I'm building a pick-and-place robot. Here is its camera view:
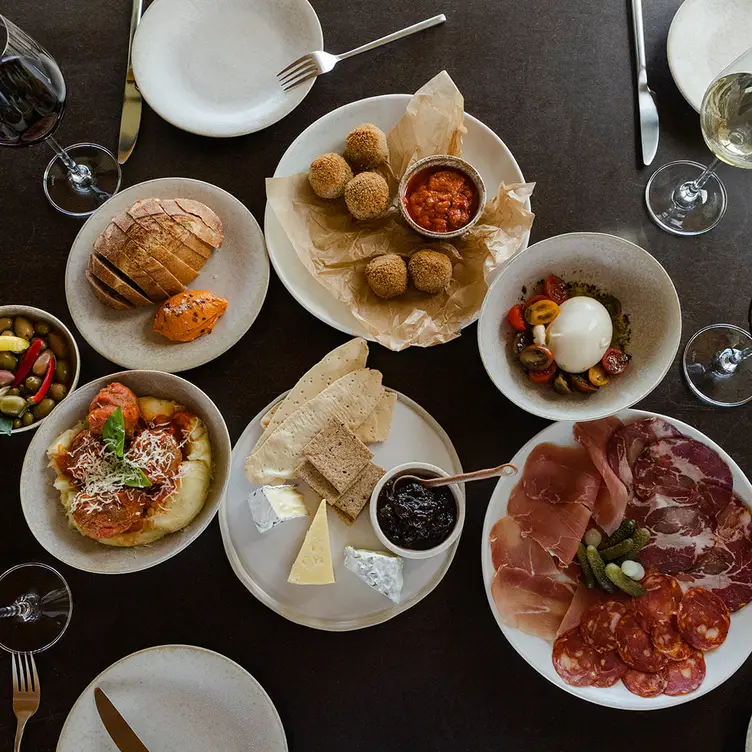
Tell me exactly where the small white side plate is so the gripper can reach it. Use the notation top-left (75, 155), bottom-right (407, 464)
top-left (57, 645), bottom-right (287, 752)
top-left (220, 389), bottom-right (464, 630)
top-left (132, 0), bottom-right (322, 136)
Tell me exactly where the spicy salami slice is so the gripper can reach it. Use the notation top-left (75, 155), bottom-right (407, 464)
top-left (592, 651), bottom-right (628, 688)
top-left (664, 650), bottom-right (706, 696)
top-left (552, 629), bottom-right (599, 687)
top-left (651, 619), bottom-right (694, 661)
top-left (580, 601), bottom-right (630, 654)
top-left (677, 588), bottom-right (730, 651)
top-left (622, 668), bottom-right (668, 698)
top-left (615, 612), bottom-right (667, 673)
top-left (634, 572), bottom-right (683, 630)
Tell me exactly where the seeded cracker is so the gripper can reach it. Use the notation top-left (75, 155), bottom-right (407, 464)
top-left (303, 421), bottom-right (373, 494)
top-left (334, 462), bottom-right (384, 523)
top-left (295, 461), bottom-right (340, 503)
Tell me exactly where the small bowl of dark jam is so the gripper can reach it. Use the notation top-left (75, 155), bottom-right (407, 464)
top-left (370, 463), bottom-right (465, 559)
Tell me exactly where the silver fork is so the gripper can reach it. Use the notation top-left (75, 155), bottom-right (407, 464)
top-left (278, 14), bottom-right (446, 92)
top-left (12, 652), bottom-right (40, 752)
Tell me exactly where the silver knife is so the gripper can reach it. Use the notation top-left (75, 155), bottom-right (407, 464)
top-left (631, 0), bottom-right (659, 166)
top-left (117, 0), bottom-right (144, 165)
top-left (94, 687), bottom-right (151, 752)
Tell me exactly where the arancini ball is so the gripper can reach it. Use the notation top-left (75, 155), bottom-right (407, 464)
top-left (345, 123), bottom-right (389, 170)
top-left (344, 172), bottom-right (391, 220)
top-left (365, 254), bottom-right (408, 299)
top-left (408, 250), bottom-right (453, 294)
top-left (308, 153), bottom-right (353, 199)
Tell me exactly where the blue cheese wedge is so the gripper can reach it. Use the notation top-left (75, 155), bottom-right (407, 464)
top-left (248, 485), bottom-right (308, 534)
top-left (344, 546), bottom-right (403, 603)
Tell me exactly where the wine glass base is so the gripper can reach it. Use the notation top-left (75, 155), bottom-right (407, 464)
top-left (683, 324), bottom-right (752, 407)
top-left (645, 160), bottom-right (727, 236)
top-left (43, 143), bottom-right (122, 218)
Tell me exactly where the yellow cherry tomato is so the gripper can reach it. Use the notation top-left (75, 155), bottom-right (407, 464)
top-left (524, 299), bottom-right (560, 326)
top-left (588, 364), bottom-right (610, 387)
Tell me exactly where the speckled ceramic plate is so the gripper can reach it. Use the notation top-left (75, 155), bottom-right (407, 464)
top-left (219, 389), bottom-right (464, 631)
top-left (57, 645), bottom-right (287, 751)
top-left (132, 0), bottom-right (322, 136)
top-left (19, 371), bottom-right (231, 574)
top-left (65, 177), bottom-right (269, 373)
top-left (477, 232), bottom-right (681, 422)
top-left (668, 0), bottom-right (752, 112)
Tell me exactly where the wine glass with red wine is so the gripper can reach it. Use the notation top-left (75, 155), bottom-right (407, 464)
top-left (0, 15), bottom-right (121, 217)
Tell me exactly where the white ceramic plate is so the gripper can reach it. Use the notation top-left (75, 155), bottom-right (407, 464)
top-left (66, 178), bottom-right (269, 373)
top-left (132, 0), bottom-right (322, 136)
top-left (481, 408), bottom-right (752, 710)
top-left (264, 93), bottom-right (530, 339)
top-left (478, 232), bottom-right (682, 422)
top-left (20, 370), bottom-right (231, 575)
top-left (668, 0), bottom-right (752, 112)
top-left (57, 645), bottom-right (287, 751)
top-left (219, 389), bottom-right (464, 630)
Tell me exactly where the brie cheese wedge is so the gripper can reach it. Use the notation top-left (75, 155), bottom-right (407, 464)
top-left (248, 485), bottom-right (308, 534)
top-left (288, 499), bottom-right (334, 585)
top-left (344, 546), bottom-right (403, 603)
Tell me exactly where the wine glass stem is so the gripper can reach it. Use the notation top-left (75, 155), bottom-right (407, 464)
top-left (0, 605), bottom-right (20, 619)
top-left (674, 157), bottom-right (722, 210)
top-left (46, 136), bottom-right (93, 187)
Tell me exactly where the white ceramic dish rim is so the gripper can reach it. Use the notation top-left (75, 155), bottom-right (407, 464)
top-left (480, 407), bottom-right (752, 710)
top-left (477, 231), bottom-right (682, 422)
top-left (0, 305), bottom-right (81, 435)
top-left (264, 92), bottom-right (530, 340)
top-left (218, 388), bottom-right (465, 631)
top-left (55, 644), bottom-right (288, 751)
top-left (369, 461), bottom-right (465, 559)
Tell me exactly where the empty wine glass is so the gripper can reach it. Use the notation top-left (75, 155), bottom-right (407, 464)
top-left (645, 46), bottom-right (752, 235)
top-left (0, 563), bottom-right (72, 654)
top-left (0, 15), bottom-right (121, 217)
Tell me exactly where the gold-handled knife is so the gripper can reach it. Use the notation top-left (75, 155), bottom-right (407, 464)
top-left (94, 687), bottom-right (151, 752)
top-left (117, 0), bottom-right (143, 164)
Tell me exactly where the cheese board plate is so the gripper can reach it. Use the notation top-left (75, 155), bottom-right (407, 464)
top-left (219, 389), bottom-right (463, 631)
top-left (480, 408), bottom-right (752, 710)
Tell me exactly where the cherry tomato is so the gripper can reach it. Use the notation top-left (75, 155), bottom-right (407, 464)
top-left (529, 362), bottom-right (557, 384)
top-left (525, 299), bottom-right (560, 326)
top-left (588, 364), bottom-right (610, 387)
top-left (544, 275), bottom-right (568, 305)
top-left (511, 330), bottom-right (532, 357)
top-left (601, 348), bottom-right (631, 375)
top-left (553, 372), bottom-right (572, 395)
top-left (571, 374), bottom-right (599, 394)
top-left (523, 294), bottom-right (550, 311)
top-left (519, 345), bottom-right (554, 371)
top-left (507, 304), bottom-right (527, 332)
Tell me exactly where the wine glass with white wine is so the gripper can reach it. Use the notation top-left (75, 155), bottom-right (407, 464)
top-left (645, 46), bottom-right (752, 235)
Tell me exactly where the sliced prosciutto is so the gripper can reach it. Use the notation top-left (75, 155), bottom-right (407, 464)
top-left (574, 417), bottom-right (629, 535)
top-left (489, 516), bottom-right (562, 576)
top-left (557, 582), bottom-right (629, 637)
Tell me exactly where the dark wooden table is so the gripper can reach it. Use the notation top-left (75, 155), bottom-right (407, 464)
top-left (2, 1), bottom-right (751, 749)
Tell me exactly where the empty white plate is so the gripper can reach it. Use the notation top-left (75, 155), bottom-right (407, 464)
top-left (132, 0), bottom-right (323, 136)
top-left (668, 0), bottom-right (752, 112)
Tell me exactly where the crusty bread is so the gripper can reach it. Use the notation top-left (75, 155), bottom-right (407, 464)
top-left (161, 198), bottom-right (223, 248)
top-left (85, 271), bottom-right (133, 310)
top-left (88, 254), bottom-right (151, 307)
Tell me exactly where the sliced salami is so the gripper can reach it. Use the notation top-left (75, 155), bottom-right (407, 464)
top-left (592, 651), bottom-right (628, 688)
top-left (664, 650), bottom-right (706, 696)
top-left (622, 668), bottom-right (668, 698)
top-left (677, 588), bottom-right (730, 651)
top-left (552, 629), bottom-right (599, 686)
top-left (615, 612), bottom-right (667, 673)
top-left (580, 601), bottom-right (630, 654)
top-left (651, 619), bottom-right (695, 661)
top-left (634, 572), bottom-right (683, 630)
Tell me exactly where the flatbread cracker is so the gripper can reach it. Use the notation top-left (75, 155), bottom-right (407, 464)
top-left (260, 402), bottom-right (280, 429)
top-left (303, 421), bottom-right (373, 493)
top-left (354, 391), bottom-right (397, 444)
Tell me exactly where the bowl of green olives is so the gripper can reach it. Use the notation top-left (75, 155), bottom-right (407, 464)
top-left (0, 306), bottom-right (81, 435)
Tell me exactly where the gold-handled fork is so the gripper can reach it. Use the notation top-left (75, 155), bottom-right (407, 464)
top-left (12, 652), bottom-right (40, 752)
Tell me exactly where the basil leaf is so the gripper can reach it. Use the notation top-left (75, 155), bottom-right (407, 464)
top-left (122, 464), bottom-right (152, 488)
top-left (0, 416), bottom-right (13, 436)
top-left (102, 407), bottom-right (125, 458)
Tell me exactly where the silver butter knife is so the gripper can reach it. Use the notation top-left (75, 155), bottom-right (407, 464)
top-left (94, 687), bottom-right (151, 752)
top-left (631, 0), bottom-right (659, 166)
top-left (118, 0), bottom-right (143, 164)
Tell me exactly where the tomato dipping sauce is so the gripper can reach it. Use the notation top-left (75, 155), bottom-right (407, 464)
top-left (404, 167), bottom-right (479, 233)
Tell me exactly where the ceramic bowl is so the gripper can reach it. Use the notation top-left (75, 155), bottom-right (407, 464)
top-left (369, 462), bottom-right (465, 560)
top-left (398, 154), bottom-right (487, 239)
top-left (477, 232), bottom-right (682, 422)
top-left (19, 370), bottom-right (231, 574)
top-left (0, 305), bottom-right (81, 435)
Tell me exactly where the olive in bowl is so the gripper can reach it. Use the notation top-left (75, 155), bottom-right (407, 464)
top-left (0, 306), bottom-right (81, 435)
top-left (369, 462), bottom-right (465, 560)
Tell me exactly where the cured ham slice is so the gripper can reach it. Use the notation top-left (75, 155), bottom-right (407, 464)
top-left (556, 582), bottom-right (629, 636)
top-left (489, 516), bottom-right (561, 576)
top-left (574, 418), bottom-right (629, 535)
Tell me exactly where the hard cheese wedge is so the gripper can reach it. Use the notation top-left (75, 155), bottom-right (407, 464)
top-left (248, 485), bottom-right (308, 534)
top-left (288, 499), bottom-right (334, 585)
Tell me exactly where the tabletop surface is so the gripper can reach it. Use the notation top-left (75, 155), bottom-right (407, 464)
top-left (1, 0), bottom-right (751, 749)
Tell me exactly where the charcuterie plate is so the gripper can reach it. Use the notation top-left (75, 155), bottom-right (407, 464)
top-left (481, 408), bottom-right (752, 710)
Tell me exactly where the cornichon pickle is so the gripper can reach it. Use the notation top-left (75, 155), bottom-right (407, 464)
top-left (605, 563), bottom-right (646, 597)
top-left (598, 519), bottom-right (637, 550)
top-left (600, 538), bottom-right (634, 562)
top-left (586, 545), bottom-right (614, 593)
top-left (577, 543), bottom-right (596, 589)
top-left (621, 528), bottom-right (651, 561)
